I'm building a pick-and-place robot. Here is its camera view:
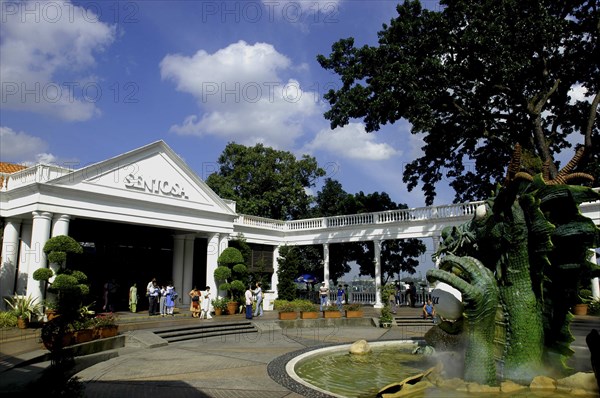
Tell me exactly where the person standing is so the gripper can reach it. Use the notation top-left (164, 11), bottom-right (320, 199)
top-left (146, 277), bottom-right (156, 312)
top-left (253, 282), bottom-right (263, 317)
top-left (319, 282), bottom-right (329, 311)
top-left (103, 279), bottom-right (117, 312)
top-left (128, 283), bottom-right (138, 313)
top-left (245, 285), bottom-right (253, 319)
top-left (336, 284), bottom-right (345, 311)
top-left (159, 284), bottom-right (167, 317)
top-left (148, 281), bottom-right (160, 316)
top-left (188, 286), bottom-right (201, 318)
top-left (165, 282), bottom-right (177, 316)
top-left (201, 286), bottom-right (212, 319)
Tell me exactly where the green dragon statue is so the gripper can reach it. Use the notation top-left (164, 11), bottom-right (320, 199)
top-left (427, 145), bottom-right (600, 386)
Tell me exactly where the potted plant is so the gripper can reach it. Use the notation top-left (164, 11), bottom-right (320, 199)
top-left (323, 304), bottom-right (342, 318)
top-left (379, 305), bottom-right (393, 327)
top-left (92, 313), bottom-right (118, 339)
top-left (214, 247), bottom-right (248, 314)
top-left (4, 294), bottom-right (42, 329)
top-left (344, 303), bottom-right (364, 318)
top-left (573, 288), bottom-right (593, 315)
top-left (295, 299), bottom-right (319, 319)
top-left (211, 297), bottom-right (229, 316)
top-left (43, 299), bottom-right (59, 321)
top-left (274, 299), bottom-right (297, 320)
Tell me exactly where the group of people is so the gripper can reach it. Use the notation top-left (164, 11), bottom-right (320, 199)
top-left (188, 286), bottom-right (212, 319)
top-left (245, 282), bottom-right (263, 319)
top-left (317, 282), bottom-right (346, 311)
top-left (146, 278), bottom-right (179, 316)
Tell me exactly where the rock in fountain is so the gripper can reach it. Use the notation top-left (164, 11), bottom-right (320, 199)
top-left (349, 339), bottom-right (371, 355)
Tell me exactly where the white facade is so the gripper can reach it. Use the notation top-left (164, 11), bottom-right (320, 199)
top-left (1, 140), bottom-right (599, 310)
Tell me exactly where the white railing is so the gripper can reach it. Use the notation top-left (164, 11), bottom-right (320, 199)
top-left (234, 201), bottom-right (485, 232)
top-left (1, 164), bottom-right (71, 191)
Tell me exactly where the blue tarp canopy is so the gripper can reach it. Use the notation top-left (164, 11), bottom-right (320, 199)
top-left (295, 274), bottom-right (319, 283)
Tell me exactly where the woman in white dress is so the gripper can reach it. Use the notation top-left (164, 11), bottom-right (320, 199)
top-left (201, 286), bottom-right (212, 319)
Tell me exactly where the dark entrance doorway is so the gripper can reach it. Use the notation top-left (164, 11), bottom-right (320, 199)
top-left (69, 219), bottom-right (176, 312)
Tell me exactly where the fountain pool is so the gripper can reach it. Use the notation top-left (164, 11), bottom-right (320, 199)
top-left (284, 341), bottom-right (594, 398)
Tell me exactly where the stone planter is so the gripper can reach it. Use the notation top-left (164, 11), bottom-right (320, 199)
top-left (75, 328), bottom-right (94, 344)
top-left (301, 311), bottom-right (319, 319)
top-left (93, 325), bottom-right (119, 339)
top-left (380, 322), bottom-right (392, 328)
top-left (323, 311), bottom-right (342, 319)
top-left (278, 311), bottom-right (297, 320)
top-left (345, 310), bottom-right (364, 318)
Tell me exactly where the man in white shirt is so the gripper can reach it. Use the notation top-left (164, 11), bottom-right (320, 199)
top-left (245, 286), bottom-right (254, 319)
top-left (319, 282), bottom-right (329, 311)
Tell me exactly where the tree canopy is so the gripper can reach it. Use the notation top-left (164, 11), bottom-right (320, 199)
top-left (206, 142), bottom-right (325, 220)
top-left (318, 0), bottom-right (599, 205)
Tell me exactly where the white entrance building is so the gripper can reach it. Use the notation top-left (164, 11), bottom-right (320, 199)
top-left (1, 141), bottom-right (599, 310)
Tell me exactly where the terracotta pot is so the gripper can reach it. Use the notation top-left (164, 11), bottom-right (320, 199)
top-left (301, 311), bottom-right (319, 319)
top-left (226, 301), bottom-right (239, 315)
top-left (278, 311), bottom-right (297, 320)
top-left (42, 331), bottom-right (75, 350)
top-left (17, 317), bottom-right (29, 329)
top-left (323, 311), bottom-right (342, 319)
top-left (345, 310), bottom-right (364, 318)
top-left (75, 328), bottom-right (94, 344)
top-left (214, 308), bottom-right (223, 316)
top-left (45, 310), bottom-right (58, 322)
top-left (573, 303), bottom-right (588, 315)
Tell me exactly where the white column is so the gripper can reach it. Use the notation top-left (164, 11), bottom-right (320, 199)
top-left (206, 233), bottom-right (220, 297)
top-left (0, 218), bottom-right (22, 308)
top-left (182, 234), bottom-right (195, 304)
top-left (271, 245), bottom-right (280, 296)
top-left (432, 235), bottom-right (441, 268)
top-left (172, 235), bottom-right (185, 304)
top-left (25, 211), bottom-right (53, 305)
top-left (374, 239), bottom-right (383, 308)
top-left (323, 243), bottom-right (330, 287)
top-left (51, 214), bottom-right (70, 237)
top-left (49, 214), bottom-right (71, 273)
top-left (591, 250), bottom-right (599, 300)
top-left (16, 220), bottom-right (32, 293)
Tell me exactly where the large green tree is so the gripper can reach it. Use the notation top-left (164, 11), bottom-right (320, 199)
top-left (318, 0), bottom-right (599, 205)
top-left (206, 142), bottom-right (326, 220)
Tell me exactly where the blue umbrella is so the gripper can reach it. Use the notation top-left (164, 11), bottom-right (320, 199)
top-left (295, 274), bottom-right (319, 283)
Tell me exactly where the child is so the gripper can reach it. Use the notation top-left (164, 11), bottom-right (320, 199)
top-left (422, 299), bottom-right (436, 322)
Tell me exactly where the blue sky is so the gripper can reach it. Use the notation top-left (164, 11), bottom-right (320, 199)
top-left (1, 0), bottom-right (447, 278)
top-left (1, 0), bottom-right (454, 208)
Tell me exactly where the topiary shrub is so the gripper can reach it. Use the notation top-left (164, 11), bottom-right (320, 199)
top-left (215, 247), bottom-right (248, 300)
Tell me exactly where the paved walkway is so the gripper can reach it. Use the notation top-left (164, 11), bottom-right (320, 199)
top-left (1, 307), bottom-right (598, 397)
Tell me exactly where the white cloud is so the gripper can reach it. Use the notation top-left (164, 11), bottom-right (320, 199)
top-left (304, 123), bottom-right (400, 160)
top-left (160, 40), bottom-right (321, 148)
top-left (0, 0), bottom-right (116, 121)
top-left (0, 126), bottom-right (49, 163)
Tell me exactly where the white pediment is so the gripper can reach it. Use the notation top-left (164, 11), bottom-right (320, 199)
top-left (48, 141), bottom-right (236, 215)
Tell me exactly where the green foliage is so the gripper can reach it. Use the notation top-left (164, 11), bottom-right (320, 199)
top-left (588, 299), bottom-right (600, 316)
top-left (323, 304), bottom-right (339, 312)
top-left (33, 267), bottom-right (54, 281)
top-left (318, 0), bottom-right (599, 204)
top-left (230, 280), bottom-right (245, 293)
top-left (344, 303), bottom-right (362, 311)
top-left (43, 235), bottom-right (83, 266)
top-left (578, 289), bottom-right (593, 304)
top-left (205, 142), bottom-right (325, 220)
top-left (276, 246), bottom-right (299, 301)
top-left (379, 306), bottom-right (393, 324)
top-left (294, 299), bottom-right (317, 312)
top-left (4, 294), bottom-right (42, 321)
top-left (232, 263), bottom-right (248, 276)
top-left (218, 247), bottom-right (244, 266)
top-left (0, 311), bottom-right (18, 328)
top-left (214, 266), bottom-right (232, 282)
top-left (93, 313), bottom-right (117, 327)
top-left (273, 299), bottom-right (296, 312)
top-left (211, 296), bottom-right (229, 310)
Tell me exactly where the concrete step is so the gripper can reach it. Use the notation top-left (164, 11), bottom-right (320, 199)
top-left (394, 316), bottom-right (436, 327)
top-left (153, 321), bottom-right (257, 343)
